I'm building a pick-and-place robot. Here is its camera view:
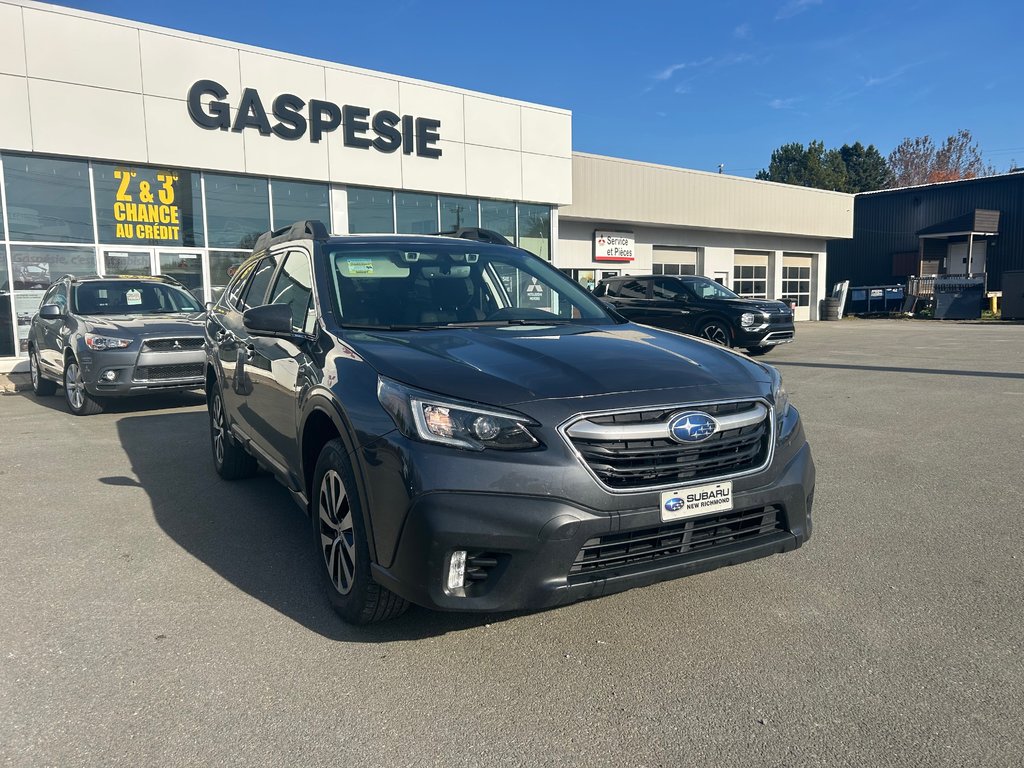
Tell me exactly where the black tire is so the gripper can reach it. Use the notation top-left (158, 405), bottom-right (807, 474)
top-left (63, 357), bottom-right (103, 415)
top-left (745, 347), bottom-right (771, 356)
top-left (312, 439), bottom-right (409, 624)
top-left (698, 319), bottom-right (733, 347)
top-left (30, 349), bottom-right (57, 396)
top-left (208, 381), bottom-right (258, 480)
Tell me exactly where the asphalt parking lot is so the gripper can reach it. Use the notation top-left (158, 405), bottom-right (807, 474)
top-left (1, 319), bottom-right (1022, 767)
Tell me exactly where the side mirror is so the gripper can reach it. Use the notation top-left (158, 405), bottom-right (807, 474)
top-left (39, 304), bottom-right (63, 320)
top-left (243, 303), bottom-right (296, 337)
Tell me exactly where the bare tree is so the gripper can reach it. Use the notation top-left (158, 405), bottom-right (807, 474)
top-left (887, 129), bottom-right (995, 187)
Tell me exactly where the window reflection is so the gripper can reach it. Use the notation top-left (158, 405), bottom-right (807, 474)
top-left (3, 153), bottom-right (93, 243)
top-left (205, 173), bottom-right (270, 249)
top-left (347, 187), bottom-right (394, 233)
top-left (272, 179), bottom-right (330, 230)
top-left (396, 192), bottom-right (438, 234)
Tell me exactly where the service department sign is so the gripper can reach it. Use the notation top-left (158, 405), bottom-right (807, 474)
top-left (186, 79), bottom-right (443, 158)
top-left (594, 230), bottom-right (635, 262)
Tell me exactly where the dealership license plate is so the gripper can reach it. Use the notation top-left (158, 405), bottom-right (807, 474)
top-left (660, 481), bottom-right (733, 522)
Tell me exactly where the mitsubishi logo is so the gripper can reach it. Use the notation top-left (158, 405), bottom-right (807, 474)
top-left (172, 340), bottom-right (182, 350)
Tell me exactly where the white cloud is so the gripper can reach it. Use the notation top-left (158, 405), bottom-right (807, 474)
top-left (776, 0), bottom-right (823, 20)
top-left (734, 23), bottom-right (752, 39)
top-left (652, 57), bottom-right (713, 81)
top-left (769, 97), bottom-right (799, 109)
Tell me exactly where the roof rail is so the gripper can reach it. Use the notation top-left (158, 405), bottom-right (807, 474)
top-left (434, 227), bottom-right (513, 246)
top-left (253, 219), bottom-right (330, 252)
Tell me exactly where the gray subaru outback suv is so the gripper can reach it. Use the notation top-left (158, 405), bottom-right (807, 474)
top-left (28, 274), bottom-right (206, 415)
top-left (205, 220), bottom-right (816, 624)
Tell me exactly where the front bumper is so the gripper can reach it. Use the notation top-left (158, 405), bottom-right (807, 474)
top-left (371, 439), bottom-right (815, 613)
top-left (78, 345), bottom-right (205, 396)
top-left (737, 324), bottom-right (796, 348)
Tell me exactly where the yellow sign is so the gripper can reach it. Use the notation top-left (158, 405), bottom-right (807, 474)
top-left (112, 169), bottom-right (181, 241)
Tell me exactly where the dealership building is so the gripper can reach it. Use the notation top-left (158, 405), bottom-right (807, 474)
top-left (0, 0), bottom-right (852, 366)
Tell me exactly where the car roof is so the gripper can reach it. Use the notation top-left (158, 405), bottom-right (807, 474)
top-left (321, 233), bottom-right (516, 248)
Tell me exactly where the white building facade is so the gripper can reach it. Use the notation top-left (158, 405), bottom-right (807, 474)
top-left (0, 1), bottom-right (852, 365)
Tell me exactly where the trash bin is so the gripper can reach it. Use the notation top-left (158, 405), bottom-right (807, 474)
top-left (933, 276), bottom-right (984, 320)
top-left (1002, 270), bottom-right (1024, 320)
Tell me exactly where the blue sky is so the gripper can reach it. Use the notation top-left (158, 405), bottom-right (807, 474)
top-left (61, 0), bottom-right (1024, 177)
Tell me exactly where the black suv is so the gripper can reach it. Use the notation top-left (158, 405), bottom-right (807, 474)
top-left (205, 221), bottom-right (814, 624)
top-left (594, 275), bottom-right (795, 354)
top-left (28, 274), bottom-right (206, 415)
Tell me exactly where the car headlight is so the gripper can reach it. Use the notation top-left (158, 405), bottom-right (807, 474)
top-left (377, 377), bottom-right (541, 451)
top-left (84, 334), bottom-right (132, 350)
top-left (740, 312), bottom-right (758, 327)
top-left (769, 366), bottom-right (790, 420)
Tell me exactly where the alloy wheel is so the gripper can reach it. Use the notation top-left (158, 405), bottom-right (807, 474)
top-left (30, 352), bottom-right (39, 389)
top-left (701, 324), bottom-right (729, 346)
top-left (66, 362), bottom-right (85, 410)
top-left (211, 393), bottom-right (226, 467)
top-left (318, 469), bottom-right (356, 595)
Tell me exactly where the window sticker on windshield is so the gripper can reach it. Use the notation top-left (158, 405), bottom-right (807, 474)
top-left (347, 259), bottom-right (375, 275)
top-left (126, 289), bottom-right (142, 305)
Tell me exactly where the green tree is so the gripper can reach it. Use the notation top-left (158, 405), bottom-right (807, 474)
top-left (756, 140), bottom-right (848, 191)
top-left (839, 142), bottom-right (891, 192)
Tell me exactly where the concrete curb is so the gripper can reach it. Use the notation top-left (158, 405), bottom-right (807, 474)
top-left (0, 373), bottom-right (31, 394)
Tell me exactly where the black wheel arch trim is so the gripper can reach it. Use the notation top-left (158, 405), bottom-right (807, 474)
top-left (300, 390), bottom-right (384, 564)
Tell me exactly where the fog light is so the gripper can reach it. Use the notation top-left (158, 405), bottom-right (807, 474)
top-left (447, 550), bottom-right (467, 591)
top-left (101, 370), bottom-right (117, 382)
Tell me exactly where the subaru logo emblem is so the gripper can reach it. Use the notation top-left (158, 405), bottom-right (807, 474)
top-left (664, 497), bottom-right (685, 512)
top-left (668, 411), bottom-right (718, 443)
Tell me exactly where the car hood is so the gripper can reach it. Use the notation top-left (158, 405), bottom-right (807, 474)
top-left (81, 313), bottom-right (205, 336)
top-left (343, 322), bottom-right (772, 407)
top-left (714, 298), bottom-right (792, 314)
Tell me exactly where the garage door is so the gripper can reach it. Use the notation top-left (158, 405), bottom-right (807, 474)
top-left (733, 251), bottom-right (769, 299)
top-left (782, 254), bottom-right (813, 321)
top-left (652, 246), bottom-right (698, 276)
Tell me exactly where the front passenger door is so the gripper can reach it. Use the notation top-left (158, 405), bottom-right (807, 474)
top-left (607, 278), bottom-right (652, 323)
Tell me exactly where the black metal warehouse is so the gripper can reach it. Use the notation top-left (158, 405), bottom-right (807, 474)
top-left (827, 171), bottom-right (1024, 292)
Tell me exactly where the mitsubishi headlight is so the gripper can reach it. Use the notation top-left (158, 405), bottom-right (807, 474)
top-left (84, 334), bottom-right (132, 350)
top-left (769, 366), bottom-right (790, 419)
top-left (377, 377), bottom-right (541, 451)
top-left (740, 312), bottom-right (758, 327)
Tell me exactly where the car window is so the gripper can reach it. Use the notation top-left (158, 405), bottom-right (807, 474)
top-left (681, 277), bottom-right (741, 300)
top-left (221, 258), bottom-right (258, 311)
top-left (614, 279), bottom-right (649, 299)
top-left (326, 244), bottom-right (613, 328)
top-left (72, 281), bottom-right (203, 315)
top-left (267, 250), bottom-right (316, 334)
top-left (239, 254), bottom-right (279, 311)
top-left (51, 284), bottom-right (68, 310)
top-left (652, 277), bottom-right (685, 300)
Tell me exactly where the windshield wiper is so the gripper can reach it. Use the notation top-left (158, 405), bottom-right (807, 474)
top-left (340, 323), bottom-right (437, 331)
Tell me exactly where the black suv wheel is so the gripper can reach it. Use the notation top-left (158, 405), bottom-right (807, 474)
top-left (698, 319), bottom-right (732, 347)
top-left (209, 380), bottom-right (258, 480)
top-left (312, 439), bottom-right (408, 624)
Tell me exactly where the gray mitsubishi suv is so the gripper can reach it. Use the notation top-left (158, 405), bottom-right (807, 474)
top-left (205, 221), bottom-right (815, 624)
top-left (28, 274), bottom-right (206, 415)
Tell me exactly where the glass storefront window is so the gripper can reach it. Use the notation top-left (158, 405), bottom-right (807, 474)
top-left (517, 204), bottom-right (551, 260)
top-left (2, 153), bottom-right (93, 243)
top-left (439, 196), bottom-right (479, 231)
top-left (93, 162), bottom-right (204, 247)
top-left (347, 187), bottom-right (394, 234)
top-left (209, 250), bottom-right (250, 301)
top-left (272, 179), bottom-right (330, 230)
top-left (205, 173), bottom-right (270, 250)
top-left (395, 192), bottom-right (438, 234)
top-left (10, 245), bottom-right (97, 353)
top-left (0, 250), bottom-right (14, 357)
top-left (480, 200), bottom-right (515, 242)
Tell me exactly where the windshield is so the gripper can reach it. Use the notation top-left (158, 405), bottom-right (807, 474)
top-left (680, 276), bottom-right (741, 300)
top-left (72, 281), bottom-right (203, 315)
top-left (326, 244), bottom-right (617, 329)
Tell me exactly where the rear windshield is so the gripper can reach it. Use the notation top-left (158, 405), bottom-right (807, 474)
top-left (325, 244), bottom-right (616, 329)
top-left (72, 281), bottom-right (203, 315)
